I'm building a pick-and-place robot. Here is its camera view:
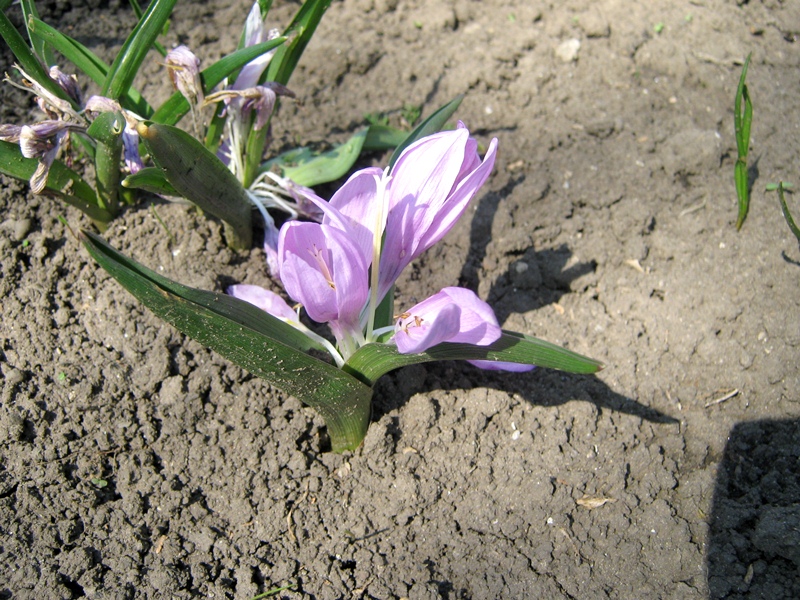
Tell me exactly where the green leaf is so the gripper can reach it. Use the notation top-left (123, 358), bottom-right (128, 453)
top-left (0, 11), bottom-right (73, 107)
top-left (150, 37), bottom-right (286, 126)
top-left (363, 124), bottom-right (408, 152)
top-left (137, 121), bottom-right (254, 249)
top-left (128, 0), bottom-right (168, 57)
top-left (79, 230), bottom-right (372, 452)
top-left (20, 0), bottom-right (55, 66)
top-left (102, 0), bottom-right (176, 114)
top-left (264, 0), bottom-right (331, 86)
top-left (734, 53), bottom-right (753, 231)
top-left (0, 140), bottom-right (101, 210)
top-left (775, 182), bottom-right (800, 245)
top-left (28, 17), bottom-right (150, 115)
top-left (87, 111), bottom-right (125, 214)
top-left (122, 167), bottom-right (178, 196)
top-left (344, 332), bottom-right (603, 387)
top-left (388, 95), bottom-right (463, 169)
top-left (265, 128), bottom-right (368, 187)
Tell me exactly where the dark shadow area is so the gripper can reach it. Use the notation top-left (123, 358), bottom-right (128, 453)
top-left (459, 176), bottom-right (596, 325)
top-left (707, 418), bottom-right (800, 599)
top-left (373, 359), bottom-right (677, 426)
top-left (458, 174), bottom-right (528, 292)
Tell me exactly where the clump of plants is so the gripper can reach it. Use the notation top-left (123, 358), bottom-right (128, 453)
top-left (3, 0), bottom-right (603, 452)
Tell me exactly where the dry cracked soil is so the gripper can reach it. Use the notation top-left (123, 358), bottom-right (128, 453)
top-left (1, 0), bottom-right (799, 598)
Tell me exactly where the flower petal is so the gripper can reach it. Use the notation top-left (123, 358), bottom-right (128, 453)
top-left (393, 287), bottom-right (501, 354)
top-left (467, 360), bottom-right (536, 372)
top-left (378, 127), bottom-right (498, 298)
top-left (227, 283), bottom-right (298, 322)
top-left (278, 222), bottom-right (369, 327)
top-left (326, 167), bottom-right (383, 264)
top-left (394, 301), bottom-right (461, 354)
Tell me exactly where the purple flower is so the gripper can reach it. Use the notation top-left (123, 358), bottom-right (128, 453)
top-left (165, 45), bottom-right (204, 105)
top-left (18, 120), bottom-right (83, 194)
top-left (231, 124), bottom-right (526, 371)
top-left (278, 220), bottom-right (369, 339)
top-left (394, 287), bottom-right (501, 354)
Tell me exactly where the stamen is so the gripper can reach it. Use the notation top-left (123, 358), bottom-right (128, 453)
top-left (308, 243), bottom-right (335, 289)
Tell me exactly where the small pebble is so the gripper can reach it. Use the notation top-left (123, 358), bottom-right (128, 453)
top-left (13, 218), bottom-right (32, 242)
top-left (556, 38), bottom-right (581, 62)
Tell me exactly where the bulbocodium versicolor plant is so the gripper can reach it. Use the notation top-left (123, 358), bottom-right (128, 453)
top-left (82, 123), bottom-right (603, 452)
top-left (1, 0), bottom-right (601, 454)
top-left (1, 0), bottom-right (393, 247)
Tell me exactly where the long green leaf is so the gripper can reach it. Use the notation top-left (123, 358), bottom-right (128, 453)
top-left (102, 0), bottom-right (176, 114)
top-left (151, 37), bottom-right (286, 126)
top-left (388, 95), bottom-right (463, 168)
top-left (79, 230), bottom-right (373, 452)
top-left (734, 53), bottom-right (752, 231)
top-left (19, 0), bottom-right (54, 66)
top-left (0, 140), bottom-right (96, 204)
top-left (0, 11), bottom-right (73, 107)
top-left (776, 182), bottom-right (800, 245)
top-left (28, 17), bottom-right (150, 115)
top-left (363, 124), bottom-right (408, 152)
top-left (0, 142), bottom-right (112, 223)
top-left (264, 0), bottom-right (331, 86)
top-left (128, 0), bottom-right (167, 57)
top-left (344, 332), bottom-right (603, 387)
top-left (137, 121), bottom-right (254, 249)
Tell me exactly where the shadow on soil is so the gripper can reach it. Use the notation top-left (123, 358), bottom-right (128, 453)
top-left (707, 418), bottom-right (800, 599)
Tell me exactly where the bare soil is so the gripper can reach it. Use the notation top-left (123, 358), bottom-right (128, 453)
top-left (2, 0), bottom-right (799, 598)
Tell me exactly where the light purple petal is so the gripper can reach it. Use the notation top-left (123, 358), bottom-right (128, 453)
top-left (393, 287), bottom-right (500, 354)
top-left (233, 4), bottom-right (280, 90)
top-left (438, 287), bottom-right (501, 346)
top-left (0, 124), bottom-right (22, 142)
top-left (467, 360), bottom-right (536, 372)
top-left (262, 210), bottom-right (281, 278)
top-left (394, 302), bottom-right (461, 354)
top-left (122, 128), bottom-right (143, 174)
top-left (378, 127), bottom-right (498, 298)
top-left (326, 167), bottom-right (383, 264)
top-left (227, 284), bottom-right (298, 322)
top-left (165, 45), bottom-right (203, 105)
top-left (278, 222), bottom-right (369, 327)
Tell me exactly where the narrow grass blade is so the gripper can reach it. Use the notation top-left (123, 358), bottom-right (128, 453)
top-left (80, 230), bottom-right (373, 452)
top-left (344, 332), bottom-right (604, 387)
top-left (264, 0), bottom-right (331, 86)
top-left (20, 0), bottom-right (55, 66)
top-left (0, 11), bottom-right (73, 107)
top-left (776, 183), bottom-right (800, 245)
top-left (151, 37), bottom-right (286, 126)
top-left (734, 53), bottom-right (753, 230)
top-left (388, 95), bottom-right (463, 169)
top-left (102, 0), bottom-right (176, 113)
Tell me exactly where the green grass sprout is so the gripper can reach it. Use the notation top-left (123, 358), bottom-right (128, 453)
top-left (249, 582), bottom-right (298, 599)
top-left (150, 204), bottom-right (177, 246)
top-left (767, 182), bottom-right (800, 246)
top-left (734, 52), bottom-right (753, 230)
